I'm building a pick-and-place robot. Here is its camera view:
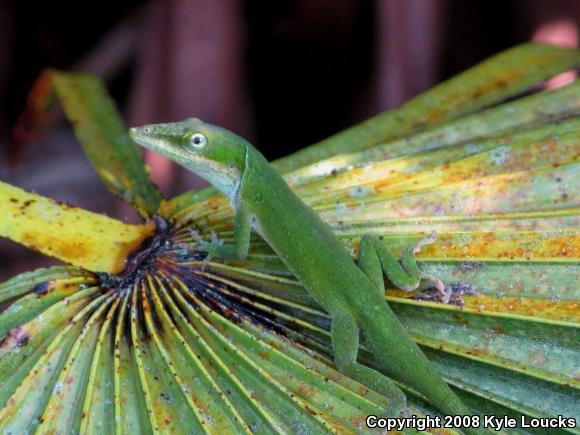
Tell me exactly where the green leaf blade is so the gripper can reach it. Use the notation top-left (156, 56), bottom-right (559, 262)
top-left (274, 43), bottom-right (580, 173)
top-left (50, 70), bottom-right (162, 217)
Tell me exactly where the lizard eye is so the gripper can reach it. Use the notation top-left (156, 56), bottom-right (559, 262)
top-left (186, 133), bottom-right (208, 151)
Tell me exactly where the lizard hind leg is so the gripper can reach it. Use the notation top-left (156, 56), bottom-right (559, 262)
top-left (357, 236), bottom-right (385, 295)
top-left (358, 234), bottom-right (423, 292)
top-left (358, 233), bottom-right (451, 303)
top-left (402, 231), bottom-right (451, 303)
top-left (331, 308), bottom-right (407, 417)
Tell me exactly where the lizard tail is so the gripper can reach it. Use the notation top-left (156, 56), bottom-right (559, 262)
top-left (360, 305), bottom-right (492, 434)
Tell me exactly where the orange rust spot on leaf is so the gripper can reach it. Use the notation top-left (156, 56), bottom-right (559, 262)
top-left (21, 231), bottom-right (89, 261)
top-left (464, 295), bottom-right (579, 322)
top-left (426, 232), bottom-right (579, 260)
top-left (256, 350), bottom-right (270, 360)
top-left (452, 313), bottom-right (469, 325)
top-left (295, 383), bottom-right (317, 399)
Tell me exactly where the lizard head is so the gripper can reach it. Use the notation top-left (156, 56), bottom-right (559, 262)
top-left (129, 118), bottom-right (247, 196)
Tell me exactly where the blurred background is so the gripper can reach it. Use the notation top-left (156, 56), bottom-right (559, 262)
top-left (1, 0), bottom-right (579, 279)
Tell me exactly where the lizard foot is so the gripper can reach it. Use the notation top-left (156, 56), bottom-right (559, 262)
top-left (210, 230), bottom-right (223, 245)
top-left (412, 281), bottom-right (479, 306)
top-left (411, 230), bottom-right (438, 254)
top-left (200, 253), bottom-right (213, 271)
top-left (189, 229), bottom-right (214, 270)
top-left (189, 229), bottom-right (204, 244)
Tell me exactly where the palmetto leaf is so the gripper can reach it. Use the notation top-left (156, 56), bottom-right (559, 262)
top-left (273, 43), bottom-right (580, 172)
top-left (0, 43), bottom-right (578, 434)
top-left (0, 181), bottom-right (153, 273)
top-left (13, 70), bottom-right (162, 218)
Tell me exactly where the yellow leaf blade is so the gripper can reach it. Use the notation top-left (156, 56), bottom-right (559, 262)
top-left (0, 181), bottom-right (154, 273)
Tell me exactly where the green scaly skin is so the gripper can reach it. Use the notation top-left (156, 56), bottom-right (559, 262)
top-left (130, 119), bottom-right (490, 435)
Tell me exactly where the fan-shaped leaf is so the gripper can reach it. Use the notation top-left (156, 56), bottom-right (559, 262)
top-left (0, 181), bottom-right (154, 272)
top-left (16, 70), bottom-right (162, 217)
top-left (1, 43), bottom-right (579, 434)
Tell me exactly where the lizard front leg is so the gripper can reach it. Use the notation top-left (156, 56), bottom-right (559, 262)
top-left (357, 232), bottom-right (451, 303)
top-left (331, 307), bottom-right (407, 417)
top-left (191, 206), bottom-right (252, 260)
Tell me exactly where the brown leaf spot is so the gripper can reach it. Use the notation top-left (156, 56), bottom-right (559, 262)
top-left (32, 281), bottom-right (51, 296)
top-left (256, 350), bottom-right (270, 360)
top-left (0, 326), bottom-right (30, 349)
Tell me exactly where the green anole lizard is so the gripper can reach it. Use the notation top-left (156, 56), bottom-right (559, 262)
top-left (130, 119), bottom-right (488, 434)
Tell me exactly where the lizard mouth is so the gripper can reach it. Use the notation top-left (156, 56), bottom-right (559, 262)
top-left (128, 126), bottom-right (165, 151)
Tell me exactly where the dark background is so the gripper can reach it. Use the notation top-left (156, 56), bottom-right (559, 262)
top-left (1, 0), bottom-right (579, 279)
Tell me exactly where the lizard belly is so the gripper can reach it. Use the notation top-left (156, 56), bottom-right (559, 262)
top-left (240, 148), bottom-right (381, 314)
top-left (249, 196), bottom-right (379, 314)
